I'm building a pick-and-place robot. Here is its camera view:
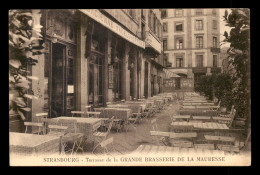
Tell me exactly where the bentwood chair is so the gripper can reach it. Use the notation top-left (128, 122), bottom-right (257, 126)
top-left (24, 122), bottom-right (44, 135)
top-left (92, 117), bottom-right (115, 153)
top-left (71, 111), bottom-right (84, 117)
top-left (57, 119), bottom-right (85, 154)
top-left (150, 131), bottom-right (170, 146)
top-left (92, 137), bottom-right (117, 155)
top-left (35, 113), bottom-right (48, 122)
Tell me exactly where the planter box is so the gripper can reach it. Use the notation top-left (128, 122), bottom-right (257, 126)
top-left (9, 114), bottom-right (24, 133)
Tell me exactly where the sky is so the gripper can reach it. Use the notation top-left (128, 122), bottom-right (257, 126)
top-left (219, 8), bottom-right (231, 48)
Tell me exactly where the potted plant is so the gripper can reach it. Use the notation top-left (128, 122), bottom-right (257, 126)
top-left (9, 10), bottom-right (44, 131)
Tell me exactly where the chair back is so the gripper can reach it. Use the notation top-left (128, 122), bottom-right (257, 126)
top-left (106, 116), bottom-right (115, 136)
top-left (151, 119), bottom-right (159, 131)
top-left (71, 111), bottom-right (84, 117)
top-left (57, 119), bottom-right (77, 133)
top-left (171, 125), bottom-right (194, 133)
top-left (150, 131), bottom-right (170, 137)
top-left (169, 132), bottom-right (197, 139)
top-left (48, 125), bottom-right (68, 135)
top-left (35, 113), bottom-right (48, 122)
top-left (86, 111), bottom-right (101, 118)
top-left (228, 109), bottom-right (236, 127)
top-left (24, 122), bottom-right (44, 134)
top-left (100, 137), bottom-right (114, 148)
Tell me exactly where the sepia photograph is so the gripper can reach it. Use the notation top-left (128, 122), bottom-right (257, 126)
top-left (9, 9), bottom-right (251, 166)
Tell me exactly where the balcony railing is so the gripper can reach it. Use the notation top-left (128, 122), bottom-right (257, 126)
top-left (192, 67), bottom-right (207, 73)
top-left (211, 67), bottom-right (221, 74)
top-left (211, 47), bottom-right (220, 53)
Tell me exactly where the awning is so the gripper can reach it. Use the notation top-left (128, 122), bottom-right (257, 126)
top-left (79, 9), bottom-right (145, 49)
top-left (163, 68), bottom-right (181, 78)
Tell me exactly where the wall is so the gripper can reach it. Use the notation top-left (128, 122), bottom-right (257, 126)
top-left (103, 9), bottom-right (140, 36)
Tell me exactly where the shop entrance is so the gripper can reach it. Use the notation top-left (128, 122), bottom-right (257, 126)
top-left (49, 43), bottom-right (76, 118)
top-left (144, 61), bottom-right (148, 98)
top-left (175, 78), bottom-right (181, 90)
top-left (88, 52), bottom-right (104, 107)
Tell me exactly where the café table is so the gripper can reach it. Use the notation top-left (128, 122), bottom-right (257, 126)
top-left (179, 109), bottom-right (219, 116)
top-left (171, 121), bottom-right (229, 130)
top-left (94, 107), bottom-right (132, 121)
top-left (192, 116), bottom-right (212, 121)
top-left (131, 144), bottom-right (224, 155)
top-left (10, 132), bottom-right (61, 156)
top-left (54, 116), bottom-right (102, 142)
top-left (172, 115), bottom-right (191, 121)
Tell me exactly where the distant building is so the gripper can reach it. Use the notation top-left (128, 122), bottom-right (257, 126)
top-left (161, 9), bottom-right (221, 91)
top-left (220, 47), bottom-right (229, 74)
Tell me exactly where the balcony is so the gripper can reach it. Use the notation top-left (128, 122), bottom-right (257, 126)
top-left (166, 63), bottom-right (172, 67)
top-left (192, 67), bottom-right (207, 73)
top-left (211, 67), bottom-right (221, 74)
top-left (145, 31), bottom-right (162, 54)
top-left (211, 47), bottom-right (220, 53)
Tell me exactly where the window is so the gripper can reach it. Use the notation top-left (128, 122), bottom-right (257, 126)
top-left (213, 20), bottom-right (217, 29)
top-left (195, 9), bottom-right (203, 15)
top-left (213, 37), bottom-right (217, 48)
top-left (196, 36), bottom-right (203, 48)
top-left (175, 22), bottom-right (183, 32)
top-left (213, 55), bottom-right (218, 67)
top-left (195, 20), bottom-right (203, 30)
top-left (196, 55), bottom-right (203, 67)
top-left (158, 23), bottom-right (162, 39)
top-left (154, 15), bottom-right (157, 33)
top-left (212, 9), bottom-right (217, 15)
top-left (161, 9), bottom-right (167, 18)
top-left (163, 22), bottom-right (168, 32)
top-left (175, 9), bottom-right (183, 17)
top-left (163, 53), bottom-right (168, 67)
top-left (176, 38), bottom-right (184, 49)
top-left (176, 55), bottom-right (183, 68)
top-left (163, 39), bottom-right (167, 50)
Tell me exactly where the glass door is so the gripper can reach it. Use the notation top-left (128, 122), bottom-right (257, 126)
top-left (51, 43), bottom-right (65, 117)
top-left (88, 52), bottom-right (104, 107)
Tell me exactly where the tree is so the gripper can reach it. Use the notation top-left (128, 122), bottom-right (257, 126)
top-left (223, 9), bottom-right (250, 123)
top-left (9, 10), bottom-right (44, 120)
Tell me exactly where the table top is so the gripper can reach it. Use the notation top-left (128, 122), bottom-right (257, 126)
top-left (10, 132), bottom-right (60, 148)
top-left (172, 115), bottom-right (190, 119)
top-left (192, 116), bottom-right (212, 120)
top-left (171, 122), bottom-right (229, 130)
top-left (131, 145), bottom-right (224, 155)
top-left (56, 116), bottom-right (102, 124)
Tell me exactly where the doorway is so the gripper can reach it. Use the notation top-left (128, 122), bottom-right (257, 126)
top-left (88, 52), bottom-right (104, 107)
top-left (144, 61), bottom-right (148, 98)
top-left (51, 43), bottom-right (65, 117)
top-left (175, 78), bottom-right (181, 90)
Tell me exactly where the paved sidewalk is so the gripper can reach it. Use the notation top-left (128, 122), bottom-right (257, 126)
top-left (95, 100), bottom-right (181, 155)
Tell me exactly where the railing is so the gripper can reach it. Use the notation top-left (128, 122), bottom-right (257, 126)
top-left (211, 47), bottom-right (220, 53)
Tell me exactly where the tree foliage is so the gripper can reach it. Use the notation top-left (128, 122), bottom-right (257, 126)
top-left (9, 10), bottom-right (44, 120)
top-left (223, 9), bottom-right (250, 121)
top-left (195, 74), bottom-right (233, 110)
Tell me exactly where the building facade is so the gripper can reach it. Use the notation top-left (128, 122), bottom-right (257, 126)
top-left (161, 9), bottom-right (221, 92)
top-left (9, 9), bottom-right (164, 128)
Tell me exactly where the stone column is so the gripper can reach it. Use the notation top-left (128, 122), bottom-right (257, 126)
top-left (133, 50), bottom-right (138, 99)
top-left (31, 10), bottom-right (45, 124)
top-left (122, 42), bottom-right (130, 100)
top-left (103, 31), bottom-right (110, 105)
top-left (76, 13), bottom-right (88, 111)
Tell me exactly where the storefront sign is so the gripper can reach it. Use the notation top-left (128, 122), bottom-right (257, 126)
top-left (79, 9), bottom-right (145, 49)
top-left (145, 32), bottom-right (162, 53)
top-left (108, 65), bottom-right (113, 89)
